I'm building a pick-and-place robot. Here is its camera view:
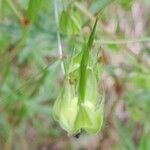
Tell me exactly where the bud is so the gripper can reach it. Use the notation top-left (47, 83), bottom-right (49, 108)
top-left (53, 69), bottom-right (104, 135)
top-left (53, 17), bottom-right (104, 135)
top-left (53, 80), bottom-right (79, 134)
top-left (75, 69), bottom-right (104, 134)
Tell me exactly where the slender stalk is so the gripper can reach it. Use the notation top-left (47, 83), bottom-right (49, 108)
top-left (0, 0), bottom-right (2, 21)
top-left (6, 0), bottom-right (22, 20)
top-left (95, 37), bottom-right (150, 45)
top-left (53, 0), bottom-right (65, 75)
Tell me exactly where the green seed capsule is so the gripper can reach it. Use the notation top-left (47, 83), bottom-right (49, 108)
top-left (53, 69), bottom-right (104, 135)
top-left (75, 69), bottom-right (104, 134)
top-left (53, 81), bottom-right (79, 134)
top-left (53, 18), bottom-right (104, 135)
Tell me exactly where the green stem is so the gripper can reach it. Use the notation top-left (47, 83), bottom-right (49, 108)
top-left (6, 0), bottom-right (21, 20)
top-left (53, 0), bottom-right (65, 75)
top-left (95, 37), bottom-right (150, 45)
top-left (0, 0), bottom-right (2, 21)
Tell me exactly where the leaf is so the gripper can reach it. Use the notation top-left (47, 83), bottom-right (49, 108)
top-left (59, 10), bottom-right (68, 33)
top-left (138, 134), bottom-right (150, 150)
top-left (27, 0), bottom-right (43, 22)
top-left (78, 18), bottom-right (98, 102)
top-left (68, 51), bottom-right (82, 74)
top-left (59, 10), bottom-right (81, 35)
top-left (67, 51), bottom-right (82, 84)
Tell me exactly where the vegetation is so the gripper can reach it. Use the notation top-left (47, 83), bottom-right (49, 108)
top-left (0, 0), bottom-right (150, 149)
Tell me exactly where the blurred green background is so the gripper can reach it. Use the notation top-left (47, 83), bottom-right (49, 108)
top-left (0, 0), bottom-right (150, 149)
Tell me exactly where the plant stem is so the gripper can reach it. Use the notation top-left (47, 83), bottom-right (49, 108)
top-left (0, 0), bottom-right (2, 21)
top-left (95, 37), bottom-right (150, 44)
top-left (6, 0), bottom-right (22, 20)
top-left (53, 0), bottom-right (65, 75)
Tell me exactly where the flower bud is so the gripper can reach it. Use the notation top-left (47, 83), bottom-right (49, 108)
top-left (53, 81), bottom-right (79, 134)
top-left (53, 69), bottom-right (104, 135)
top-left (75, 69), bottom-right (104, 134)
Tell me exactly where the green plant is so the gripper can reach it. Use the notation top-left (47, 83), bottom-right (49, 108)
top-left (53, 18), bottom-right (104, 135)
top-left (0, 0), bottom-right (150, 149)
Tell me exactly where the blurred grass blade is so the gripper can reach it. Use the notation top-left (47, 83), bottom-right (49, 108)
top-left (27, 0), bottom-right (43, 22)
top-left (79, 18), bottom-right (98, 102)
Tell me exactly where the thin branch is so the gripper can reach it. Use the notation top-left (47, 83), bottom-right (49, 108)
top-left (53, 0), bottom-right (65, 75)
